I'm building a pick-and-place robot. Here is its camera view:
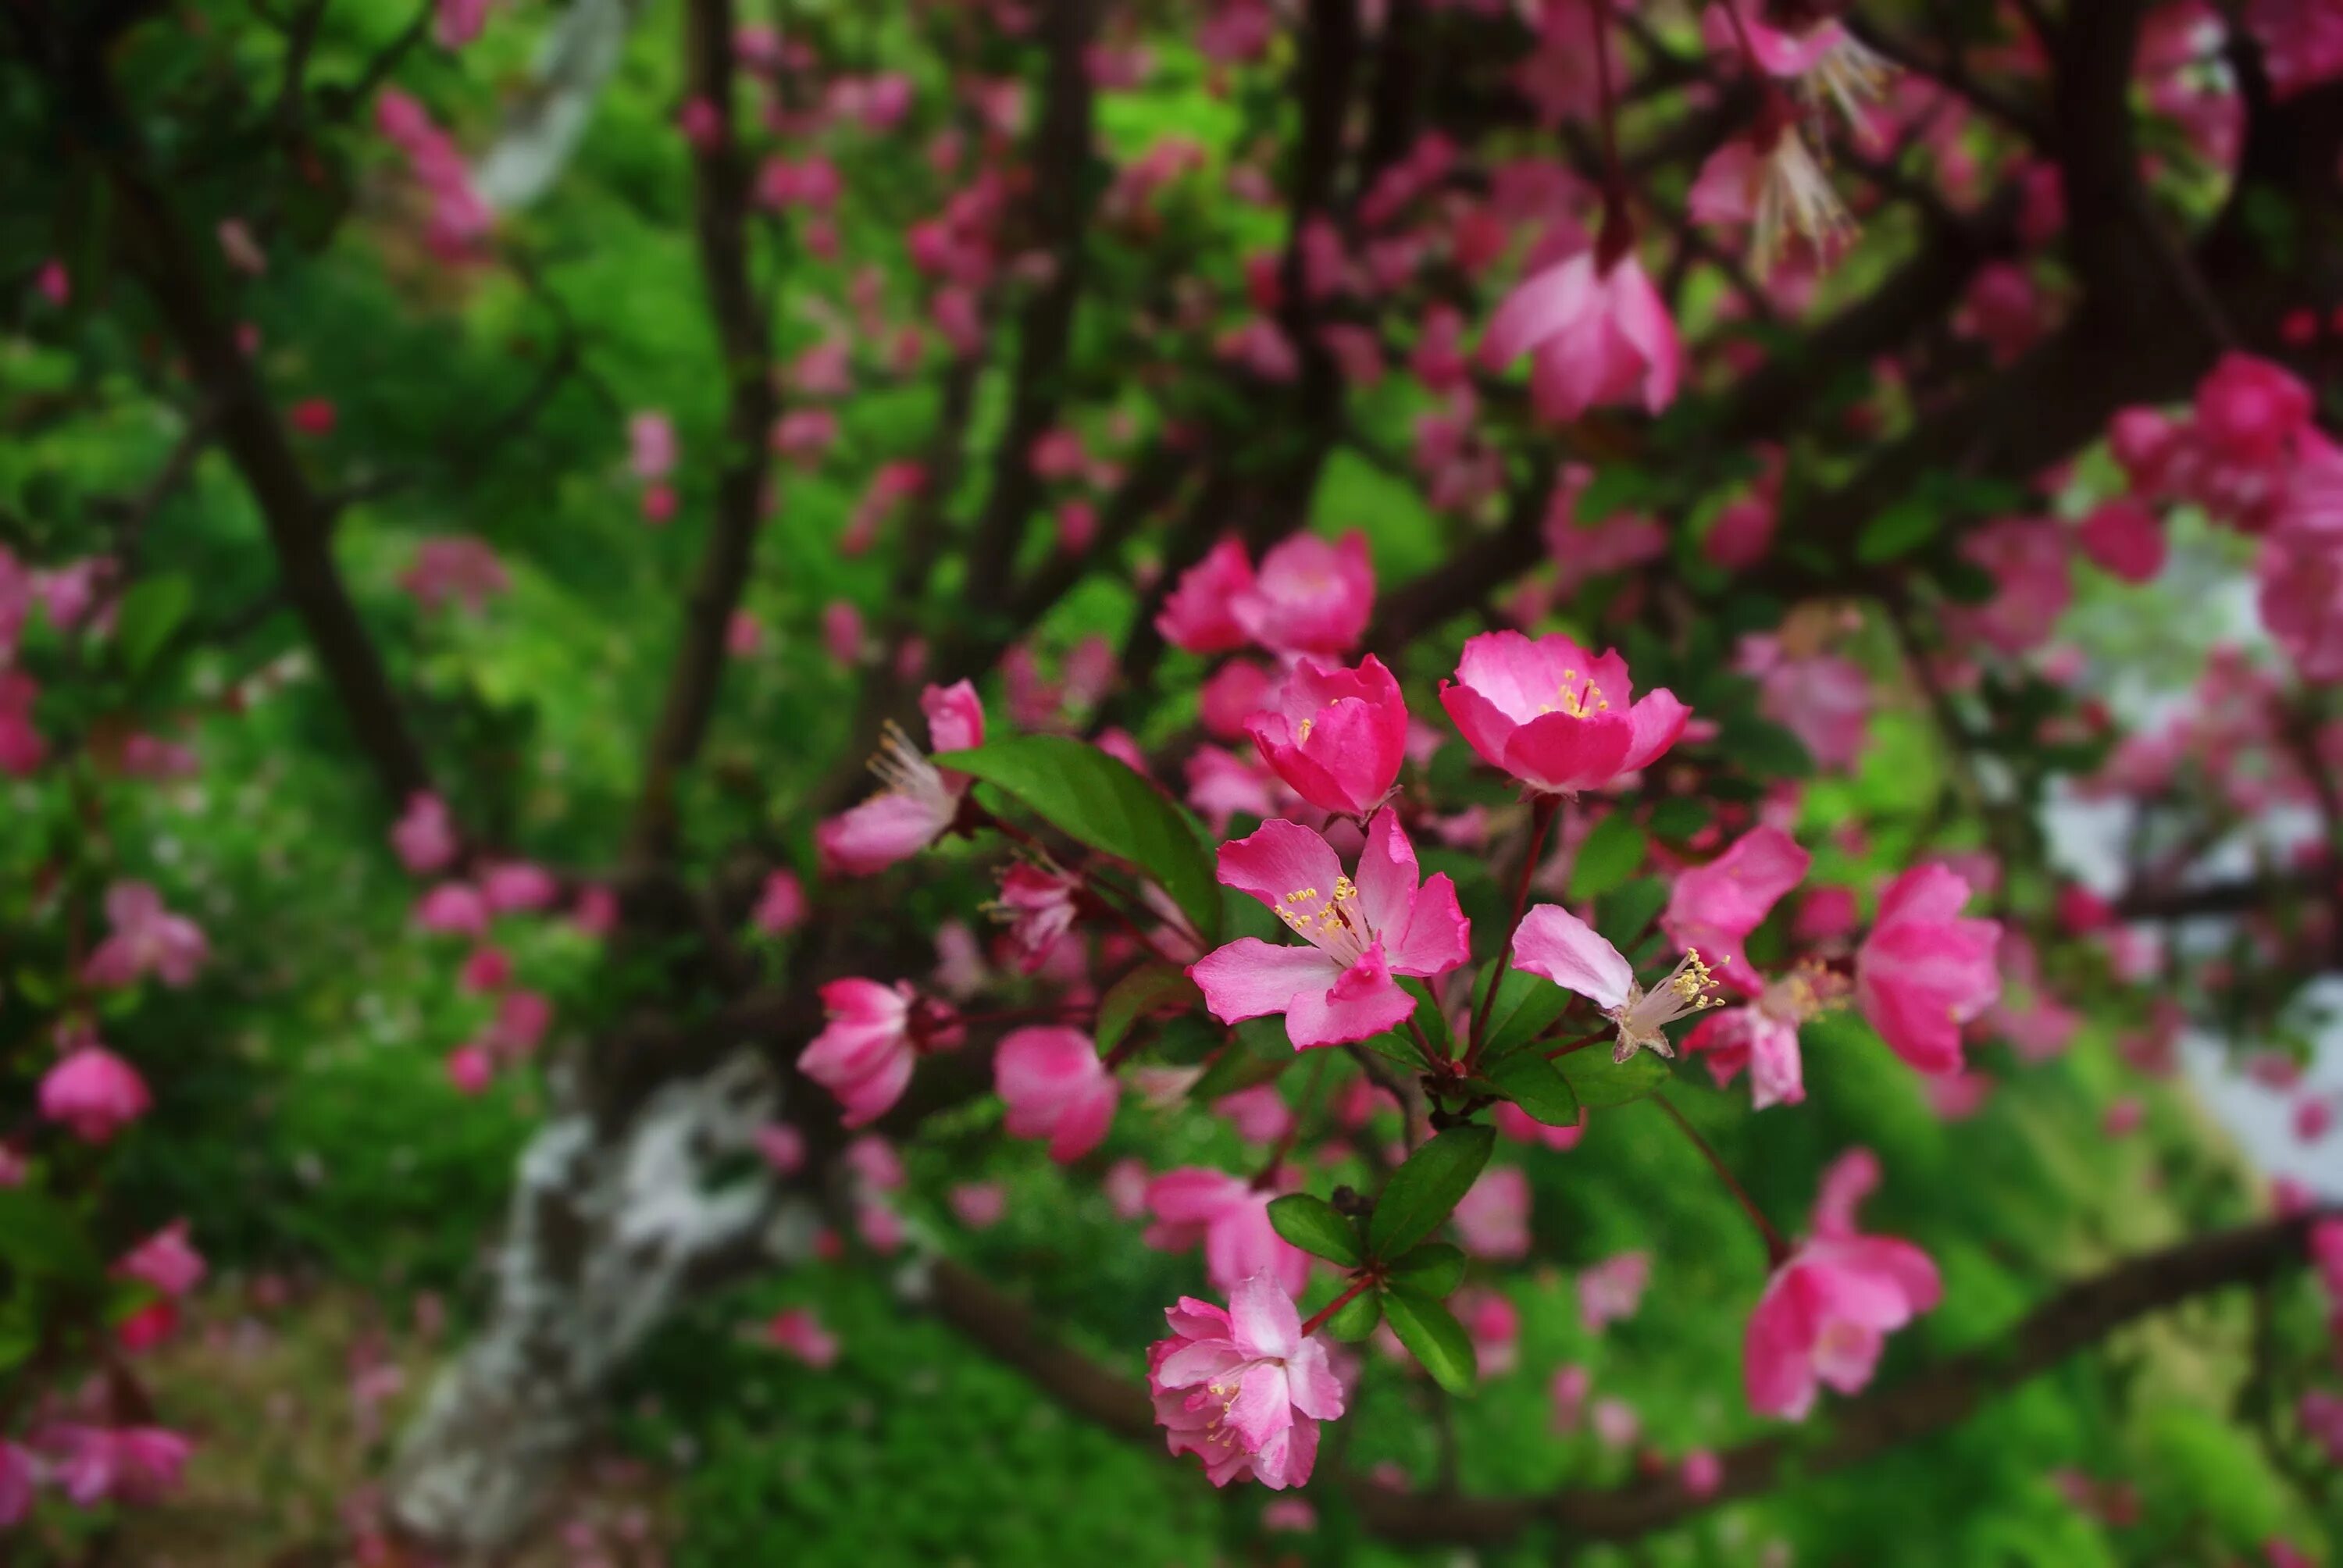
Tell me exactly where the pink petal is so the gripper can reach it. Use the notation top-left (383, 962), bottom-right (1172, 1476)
top-left (1510, 905), bottom-right (1634, 1011)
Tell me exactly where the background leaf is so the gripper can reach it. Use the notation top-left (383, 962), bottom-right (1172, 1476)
top-left (1367, 1125), bottom-right (1494, 1260)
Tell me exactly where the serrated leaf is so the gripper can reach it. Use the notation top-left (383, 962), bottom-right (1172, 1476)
top-left (1385, 1242), bottom-right (1465, 1297)
top-left (113, 574), bottom-right (193, 677)
top-left (1096, 963), bottom-right (1200, 1055)
top-left (1382, 1282), bottom-right (1478, 1394)
top-left (1486, 1050), bottom-right (1582, 1126)
top-left (1268, 1193), bottom-right (1361, 1266)
top-left (937, 736), bottom-right (1221, 942)
top-left (1567, 814), bottom-right (1647, 903)
top-left (1368, 1125), bottom-right (1495, 1260)
top-left (1558, 1049), bottom-right (1671, 1107)
top-left (1325, 1288), bottom-right (1382, 1341)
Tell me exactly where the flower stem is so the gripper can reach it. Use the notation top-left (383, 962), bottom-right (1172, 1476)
top-left (1300, 1275), bottom-right (1374, 1337)
top-left (1465, 794), bottom-right (1559, 1071)
top-left (1253, 1049), bottom-right (1330, 1189)
top-left (1654, 1092), bottom-right (1791, 1267)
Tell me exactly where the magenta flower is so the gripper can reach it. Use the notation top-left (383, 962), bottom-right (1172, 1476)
top-left (82, 883), bottom-right (207, 991)
top-left (39, 1425), bottom-right (191, 1506)
top-left (752, 869), bottom-right (808, 935)
top-left (1155, 538), bottom-right (1256, 654)
top-left (39, 1046), bottom-right (152, 1143)
top-left (1744, 1149), bottom-right (1942, 1420)
top-left (1229, 533), bottom-right (1375, 656)
top-left (1663, 825), bottom-right (1810, 992)
top-left (797, 978), bottom-right (961, 1128)
top-left (1578, 1250), bottom-right (1651, 1333)
top-left (815, 681), bottom-right (984, 876)
top-left (1481, 249), bottom-right (1681, 422)
top-left (1511, 903), bottom-right (1722, 1063)
top-left (415, 882), bottom-right (489, 938)
top-left (1189, 811), bottom-right (1468, 1051)
top-left (1143, 1167), bottom-right (1311, 1298)
top-left (2077, 500), bottom-right (2167, 583)
top-left (1440, 631), bottom-right (1688, 796)
top-left (391, 792), bottom-right (458, 875)
top-left (994, 1025), bottom-right (1118, 1162)
top-left (987, 862), bottom-right (1082, 974)
top-left (1148, 1274), bottom-right (1346, 1490)
top-left (1452, 1165), bottom-right (1531, 1260)
top-left (1855, 864), bottom-right (2001, 1074)
top-left (1243, 654), bottom-right (1410, 818)
top-left (0, 1441), bottom-right (30, 1527)
top-left (113, 1221), bottom-right (205, 1298)
top-left (1680, 965), bottom-right (1847, 1111)
top-left (763, 1307), bottom-right (840, 1368)
top-left (481, 861), bottom-right (558, 914)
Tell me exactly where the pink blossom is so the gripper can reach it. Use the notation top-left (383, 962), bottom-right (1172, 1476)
top-left (1143, 1167), bottom-right (1311, 1298)
top-left (34, 258), bottom-right (67, 306)
top-left (39, 1046), bottom-right (152, 1143)
top-left (0, 672), bottom-right (44, 775)
top-left (1199, 659), bottom-right (1275, 739)
top-left (1578, 1250), bottom-right (1651, 1332)
top-left (1228, 532), bottom-right (1375, 657)
top-left (83, 882), bottom-right (208, 989)
top-left (726, 608), bottom-right (761, 654)
top-left (1944, 519), bottom-right (2071, 657)
top-left (995, 1025), bottom-right (1118, 1161)
top-left (1243, 654), bottom-right (1409, 816)
top-left (1855, 864), bottom-right (2001, 1074)
top-left (1680, 964), bottom-right (1843, 1110)
top-left (950, 1181), bottom-right (1007, 1228)
top-left (1592, 1397), bottom-right (1641, 1449)
top-left (2077, 500), bottom-right (2167, 583)
top-left (2194, 352), bottom-right (2313, 468)
top-left (1496, 1100), bottom-right (1585, 1150)
top-left (1511, 903), bottom-right (1722, 1063)
top-left (1190, 811), bottom-right (1469, 1051)
top-left (822, 600), bottom-right (866, 666)
top-left (763, 1307), bottom-right (839, 1367)
top-left (1214, 1084), bottom-right (1292, 1144)
top-left (1148, 1274), bottom-right (1345, 1489)
top-left (1682, 1449), bottom-right (1723, 1497)
top-left (677, 96), bottom-right (724, 150)
top-left (1440, 630), bottom-right (1689, 796)
top-left (1261, 1497), bottom-right (1317, 1533)
top-left (572, 884), bottom-right (619, 938)
top-left (415, 882), bottom-right (490, 938)
top-left (753, 869), bottom-right (808, 935)
top-left (2247, 0), bottom-right (2343, 96)
top-left (628, 411), bottom-right (676, 480)
top-left (487, 989), bottom-right (551, 1057)
top-left (1452, 1165), bottom-right (1530, 1260)
top-left (481, 861), bottom-right (558, 914)
top-left (797, 978), bottom-right (961, 1128)
top-left (114, 1221), bottom-right (205, 1298)
top-left (436, 0), bottom-right (490, 48)
top-left (392, 793), bottom-right (458, 875)
top-left (754, 1123), bottom-right (805, 1174)
top-left (1739, 636), bottom-right (1871, 772)
top-left (1457, 1287), bottom-right (1521, 1374)
top-left (1105, 1156), bottom-right (1152, 1218)
top-left (1745, 1150), bottom-right (1941, 1420)
top-left (1664, 826), bottom-right (1810, 992)
top-left (815, 681), bottom-right (984, 875)
top-left (401, 537), bottom-right (509, 613)
top-left (1550, 1363), bottom-right (1590, 1431)
top-left (40, 1426), bottom-right (191, 1506)
top-left (0, 1441), bottom-right (30, 1528)
top-left (445, 1044), bottom-right (493, 1094)
top-left (988, 862), bottom-right (1080, 973)
top-left (2259, 530), bottom-right (2343, 681)
top-left (1155, 538), bottom-right (1255, 653)
top-left (1482, 249), bottom-right (1681, 422)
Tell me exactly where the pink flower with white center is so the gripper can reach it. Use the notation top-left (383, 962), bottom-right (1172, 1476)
top-left (1452, 1165), bottom-right (1530, 1260)
top-left (1440, 631), bottom-right (1689, 797)
top-left (1578, 1251), bottom-right (1650, 1333)
top-left (41, 1425), bottom-right (192, 1506)
top-left (1189, 811), bottom-right (1468, 1051)
top-left (40, 1046), bottom-right (152, 1143)
top-left (1148, 1274), bottom-right (1346, 1490)
top-left (752, 869), bottom-right (808, 935)
top-left (797, 978), bottom-right (962, 1128)
top-left (391, 793), bottom-right (458, 875)
top-left (995, 1025), bottom-right (1118, 1162)
top-left (1855, 864), bottom-right (2001, 1075)
top-left (1745, 1148), bottom-right (1942, 1420)
top-left (0, 1441), bottom-right (30, 1527)
top-left (987, 862), bottom-right (1081, 973)
top-left (763, 1307), bottom-right (840, 1368)
top-left (1143, 1167), bottom-right (1311, 1298)
top-left (1229, 532), bottom-right (1375, 657)
top-left (1156, 537), bottom-right (1257, 654)
top-left (1683, 963), bottom-right (1848, 1110)
top-left (1664, 826), bottom-right (1810, 994)
top-left (1702, 1), bottom-right (1891, 128)
top-left (114, 1221), bottom-right (205, 1298)
top-left (815, 681), bottom-right (984, 876)
top-left (1511, 903), bottom-right (1723, 1064)
top-left (1481, 248), bottom-right (1681, 422)
top-left (82, 882), bottom-right (207, 990)
top-left (1243, 654), bottom-right (1409, 818)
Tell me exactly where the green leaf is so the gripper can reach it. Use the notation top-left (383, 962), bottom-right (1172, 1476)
top-left (1324, 1288), bottom-right (1382, 1342)
top-left (1717, 716), bottom-right (1813, 779)
top-left (1188, 1018), bottom-right (1291, 1100)
top-left (1268, 1194), bottom-right (1362, 1266)
top-left (1856, 496), bottom-right (1940, 564)
top-left (936, 736), bottom-right (1222, 942)
top-left (1567, 814), bottom-right (1647, 902)
top-left (1646, 797), bottom-right (1710, 842)
top-left (1382, 1283), bottom-right (1478, 1394)
top-left (1479, 968), bottom-right (1573, 1062)
top-left (1397, 978), bottom-right (1453, 1059)
top-left (1095, 963), bottom-right (1200, 1055)
top-left (1595, 877), bottom-right (1668, 950)
top-left (1486, 1050), bottom-right (1582, 1127)
top-left (1558, 1049), bottom-right (1671, 1107)
top-left (113, 573), bottom-right (193, 677)
top-left (0, 1188), bottom-right (104, 1287)
top-left (1368, 1125), bottom-right (1495, 1260)
top-left (1385, 1242), bottom-right (1466, 1298)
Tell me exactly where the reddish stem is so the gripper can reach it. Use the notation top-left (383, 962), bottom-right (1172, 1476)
top-left (1300, 1274), bottom-right (1374, 1337)
top-left (1589, 0), bottom-right (1631, 265)
top-left (1542, 1028), bottom-right (1614, 1060)
top-left (1655, 1092), bottom-right (1790, 1267)
top-left (1464, 795), bottom-right (1559, 1071)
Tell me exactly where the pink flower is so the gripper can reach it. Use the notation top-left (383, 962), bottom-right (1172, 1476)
top-left (2193, 352), bottom-right (2313, 468)
top-left (822, 600), bottom-right (866, 666)
top-left (628, 411), bottom-right (676, 480)
top-left (1680, 963), bottom-right (1846, 1110)
top-left (995, 1025), bottom-right (1118, 1161)
top-left (1481, 249), bottom-right (1681, 422)
top-left (950, 1181), bottom-right (1007, 1228)
top-left (1243, 655), bottom-right (1409, 817)
top-left (753, 869), bottom-right (808, 935)
top-left (481, 861), bottom-right (558, 914)
top-left (1214, 1084), bottom-right (1292, 1145)
top-left (415, 882), bottom-right (490, 938)
top-left (1190, 811), bottom-right (1469, 1050)
top-left (1578, 1251), bottom-right (1650, 1332)
top-left (754, 1123), bottom-right (804, 1174)
top-left (1200, 659), bottom-right (1275, 739)
top-left (41, 1425), bottom-right (191, 1506)
top-left (2247, 0), bottom-right (2343, 96)
top-left (1156, 538), bottom-right (1257, 654)
top-left (1143, 1168), bottom-right (1311, 1298)
top-left (2077, 500), bottom-right (2167, 583)
top-left (1664, 826), bottom-right (1810, 992)
top-left (39, 1047), bottom-right (152, 1143)
top-left (1745, 1151), bottom-right (1942, 1420)
top-left (764, 1307), bottom-right (840, 1367)
top-left (1944, 519), bottom-right (2072, 657)
top-left (1592, 1397), bottom-right (1641, 1449)
top-left (486, 989), bottom-right (551, 1057)
top-left (797, 978), bottom-right (961, 1127)
top-left (0, 1441), bottom-right (30, 1528)
top-left (1228, 532), bottom-right (1375, 657)
top-left (1550, 1363), bottom-right (1590, 1431)
top-left (815, 682), bottom-right (984, 875)
top-left (445, 1044), bottom-right (493, 1094)
top-left (1511, 903), bottom-right (1722, 1063)
top-left (1452, 1166), bottom-right (1530, 1260)
top-left (114, 1221), bottom-right (205, 1297)
top-left (1440, 630), bottom-right (1689, 796)
top-left (436, 0), bottom-right (490, 48)
top-left (1682, 1449), bottom-right (1723, 1498)
top-left (988, 862), bottom-right (1080, 972)
top-left (391, 793), bottom-right (458, 875)
top-left (1457, 1287), bottom-right (1521, 1374)
top-left (2259, 530), bottom-right (2343, 681)
top-left (1855, 864), bottom-right (2001, 1074)
top-left (1739, 636), bottom-right (1871, 772)
top-left (83, 882), bottom-right (208, 989)
top-left (401, 536), bottom-right (508, 612)
top-left (1148, 1274), bottom-right (1346, 1490)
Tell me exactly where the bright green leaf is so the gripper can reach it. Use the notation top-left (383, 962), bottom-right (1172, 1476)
top-left (1486, 1050), bottom-right (1581, 1127)
top-left (1095, 963), bottom-right (1201, 1055)
top-left (113, 573), bottom-right (194, 677)
top-left (1567, 814), bottom-right (1647, 903)
top-left (1324, 1288), bottom-right (1382, 1342)
top-left (1382, 1282), bottom-right (1478, 1394)
top-left (1267, 1193), bottom-right (1361, 1266)
top-left (1368, 1125), bottom-right (1495, 1260)
top-left (1558, 1048), bottom-right (1671, 1107)
top-left (1479, 968), bottom-right (1574, 1062)
top-left (1385, 1242), bottom-right (1466, 1298)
